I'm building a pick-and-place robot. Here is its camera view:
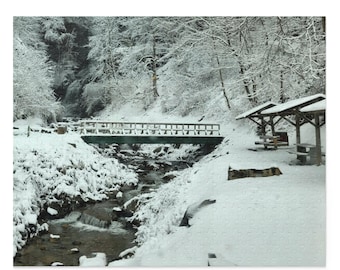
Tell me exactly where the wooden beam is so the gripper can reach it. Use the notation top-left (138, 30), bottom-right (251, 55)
top-left (273, 116), bottom-right (284, 126)
top-left (299, 113), bottom-right (317, 127)
top-left (247, 116), bottom-right (278, 135)
top-left (281, 115), bottom-right (297, 126)
top-left (248, 117), bottom-right (262, 126)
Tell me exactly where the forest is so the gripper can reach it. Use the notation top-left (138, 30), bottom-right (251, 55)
top-left (13, 16), bottom-right (325, 122)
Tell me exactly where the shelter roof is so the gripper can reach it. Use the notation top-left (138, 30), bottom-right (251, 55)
top-left (261, 94), bottom-right (326, 115)
top-left (300, 99), bottom-right (326, 113)
top-left (235, 101), bottom-right (277, 120)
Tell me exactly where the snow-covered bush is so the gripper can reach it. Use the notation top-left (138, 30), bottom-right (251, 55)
top-left (13, 130), bottom-right (137, 256)
top-left (128, 167), bottom-right (195, 245)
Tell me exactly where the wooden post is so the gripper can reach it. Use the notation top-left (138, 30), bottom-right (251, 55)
top-left (270, 116), bottom-right (275, 135)
top-left (295, 113), bottom-right (301, 145)
top-left (260, 116), bottom-right (266, 135)
top-left (315, 112), bottom-right (322, 166)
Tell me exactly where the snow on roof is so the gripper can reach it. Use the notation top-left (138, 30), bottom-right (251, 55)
top-left (300, 99), bottom-right (326, 113)
top-left (261, 94), bottom-right (326, 115)
top-left (235, 101), bottom-right (278, 120)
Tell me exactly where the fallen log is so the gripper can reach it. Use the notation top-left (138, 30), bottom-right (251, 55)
top-left (228, 163), bottom-right (282, 180)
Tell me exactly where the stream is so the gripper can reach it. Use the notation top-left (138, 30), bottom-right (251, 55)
top-left (14, 143), bottom-right (215, 266)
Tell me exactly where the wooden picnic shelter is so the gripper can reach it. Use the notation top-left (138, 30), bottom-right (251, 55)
top-left (235, 101), bottom-right (278, 135)
top-left (261, 93), bottom-right (326, 165)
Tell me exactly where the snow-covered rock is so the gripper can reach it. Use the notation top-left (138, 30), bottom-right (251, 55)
top-left (79, 252), bottom-right (107, 266)
top-left (70, 248), bottom-right (79, 254)
top-left (51, 262), bottom-right (64, 266)
top-left (49, 234), bottom-right (60, 239)
top-left (47, 207), bottom-right (58, 216)
top-left (119, 246), bottom-right (137, 258)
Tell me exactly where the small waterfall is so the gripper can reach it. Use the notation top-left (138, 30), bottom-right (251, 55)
top-left (79, 213), bottom-right (111, 228)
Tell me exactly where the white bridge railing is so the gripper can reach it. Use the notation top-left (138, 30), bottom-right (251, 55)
top-left (80, 121), bottom-right (221, 137)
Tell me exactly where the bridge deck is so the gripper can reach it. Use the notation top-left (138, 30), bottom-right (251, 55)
top-left (80, 121), bottom-right (224, 145)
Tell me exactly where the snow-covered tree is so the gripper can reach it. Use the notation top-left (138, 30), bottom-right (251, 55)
top-left (82, 17), bottom-right (127, 115)
top-left (84, 17), bottom-right (181, 115)
top-left (13, 17), bottom-right (63, 123)
top-left (154, 17), bottom-right (233, 115)
top-left (266, 17), bottom-right (326, 99)
top-left (15, 17), bottom-right (324, 119)
top-left (170, 16), bottom-right (325, 114)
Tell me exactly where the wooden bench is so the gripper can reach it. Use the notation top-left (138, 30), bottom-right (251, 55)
top-left (255, 132), bottom-right (289, 149)
top-left (274, 132), bottom-right (289, 146)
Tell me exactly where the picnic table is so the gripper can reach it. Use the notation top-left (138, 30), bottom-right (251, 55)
top-left (255, 132), bottom-right (289, 150)
top-left (288, 143), bottom-right (319, 165)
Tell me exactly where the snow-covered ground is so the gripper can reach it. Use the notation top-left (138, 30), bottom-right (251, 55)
top-left (11, 110), bottom-right (327, 267)
top-left (109, 123), bottom-right (326, 267)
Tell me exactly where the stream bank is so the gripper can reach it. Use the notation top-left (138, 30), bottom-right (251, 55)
top-left (14, 143), bottom-right (216, 266)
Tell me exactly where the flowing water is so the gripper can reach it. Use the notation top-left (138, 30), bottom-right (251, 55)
top-left (14, 199), bottom-right (136, 266)
top-left (14, 144), bottom-right (215, 266)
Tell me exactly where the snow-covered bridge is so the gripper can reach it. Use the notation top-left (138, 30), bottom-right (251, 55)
top-left (79, 121), bottom-right (224, 145)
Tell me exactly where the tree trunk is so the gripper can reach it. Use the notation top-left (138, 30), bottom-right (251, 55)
top-left (226, 38), bottom-right (256, 105)
top-left (252, 79), bottom-right (258, 103)
top-left (322, 17), bottom-right (326, 33)
top-left (280, 70), bottom-right (284, 102)
top-left (239, 63), bottom-right (254, 104)
top-left (152, 36), bottom-right (159, 98)
top-left (215, 54), bottom-right (231, 110)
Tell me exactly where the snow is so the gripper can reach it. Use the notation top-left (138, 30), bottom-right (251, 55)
top-left (47, 207), bottom-right (58, 216)
top-left (235, 101), bottom-right (278, 120)
top-left (12, 109), bottom-right (326, 267)
top-left (5, 10), bottom-right (338, 270)
top-left (229, 162), bottom-right (279, 170)
top-left (207, 253), bottom-right (237, 266)
top-left (261, 94), bottom-right (326, 114)
top-left (300, 99), bottom-right (326, 112)
top-left (24, 213), bottom-right (37, 224)
top-left (119, 246), bottom-right (138, 258)
top-left (108, 122), bottom-right (326, 267)
top-left (79, 252), bottom-right (107, 266)
top-left (113, 206), bottom-right (122, 212)
top-left (49, 234), bottom-right (60, 239)
top-left (51, 262), bottom-right (64, 266)
top-left (13, 122), bottom-right (138, 256)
